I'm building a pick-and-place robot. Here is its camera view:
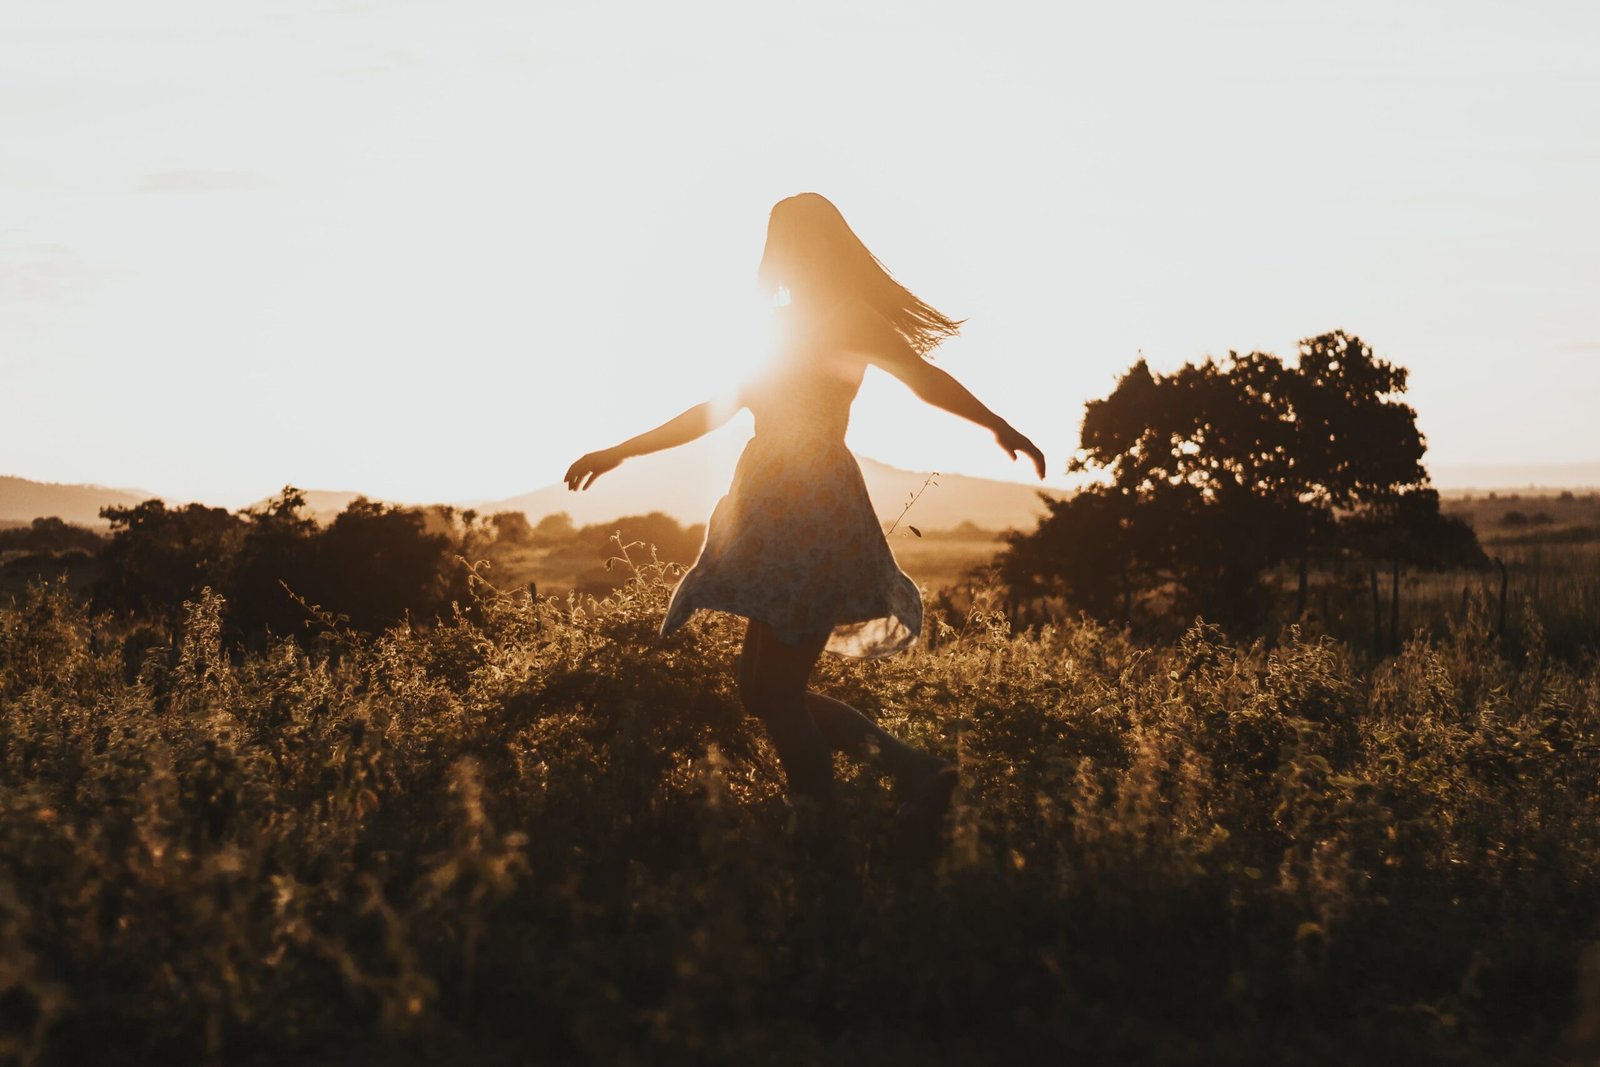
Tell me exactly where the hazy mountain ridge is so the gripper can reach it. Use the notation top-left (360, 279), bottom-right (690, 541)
top-left (473, 438), bottom-right (1063, 531)
top-left (0, 476), bottom-right (153, 527)
top-left (1430, 462), bottom-right (1600, 492)
top-left (8, 452), bottom-right (1599, 531)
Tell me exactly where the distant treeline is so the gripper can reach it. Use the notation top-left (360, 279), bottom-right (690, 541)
top-left (0, 516), bottom-right (106, 555)
top-left (0, 491), bottom-right (707, 646)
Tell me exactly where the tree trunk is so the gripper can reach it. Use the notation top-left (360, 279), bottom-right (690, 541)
top-left (1296, 557), bottom-right (1308, 619)
top-left (1390, 558), bottom-right (1401, 654)
top-left (1370, 568), bottom-right (1382, 657)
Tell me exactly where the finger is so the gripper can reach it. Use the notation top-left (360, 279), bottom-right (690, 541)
top-left (582, 470), bottom-right (598, 491)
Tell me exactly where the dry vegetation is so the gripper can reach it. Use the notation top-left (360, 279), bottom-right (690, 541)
top-left (464, 515), bottom-right (1006, 603)
top-left (3, 547), bottom-right (1599, 1064)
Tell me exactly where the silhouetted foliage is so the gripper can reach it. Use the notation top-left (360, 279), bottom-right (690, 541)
top-left (1342, 488), bottom-right (1488, 574)
top-left (226, 486), bottom-right (320, 641)
top-left (999, 488), bottom-right (1162, 625)
top-left (569, 513), bottom-right (707, 597)
top-left (87, 491), bottom-right (456, 642)
top-left (573, 512), bottom-right (702, 558)
top-left (76, 490), bottom-right (716, 647)
top-left (0, 516), bottom-right (105, 555)
top-left (312, 497), bottom-right (453, 633)
top-left (93, 500), bottom-right (245, 624)
top-left (532, 511), bottom-right (577, 545)
top-left (1284, 331), bottom-right (1428, 506)
top-left (0, 518), bottom-right (107, 598)
top-left (1002, 332), bottom-right (1475, 631)
top-left (489, 510), bottom-right (535, 546)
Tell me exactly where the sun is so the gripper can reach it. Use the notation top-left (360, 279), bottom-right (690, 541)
top-left (689, 289), bottom-right (789, 405)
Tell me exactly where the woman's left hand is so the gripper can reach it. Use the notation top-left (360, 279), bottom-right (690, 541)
top-left (564, 448), bottom-right (622, 491)
top-left (996, 425), bottom-right (1046, 480)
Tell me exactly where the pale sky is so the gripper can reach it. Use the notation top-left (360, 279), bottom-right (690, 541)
top-left (3, 0), bottom-right (1597, 508)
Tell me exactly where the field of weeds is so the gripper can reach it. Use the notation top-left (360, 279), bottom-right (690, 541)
top-left (2, 560), bottom-right (1598, 1065)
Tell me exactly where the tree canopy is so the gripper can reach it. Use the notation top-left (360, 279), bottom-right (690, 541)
top-left (1001, 331), bottom-right (1482, 630)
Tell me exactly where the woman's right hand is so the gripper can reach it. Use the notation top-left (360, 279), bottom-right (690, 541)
top-left (564, 448), bottom-right (622, 491)
top-left (995, 424), bottom-right (1047, 480)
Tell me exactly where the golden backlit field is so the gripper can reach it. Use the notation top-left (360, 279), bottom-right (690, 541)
top-left (3, 551), bottom-right (1599, 1064)
top-left (443, 519), bottom-right (1010, 606)
top-left (884, 526), bottom-right (1010, 596)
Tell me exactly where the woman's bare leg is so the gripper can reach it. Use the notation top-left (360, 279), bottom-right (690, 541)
top-left (800, 670), bottom-right (957, 857)
top-left (738, 620), bottom-right (947, 800)
top-left (738, 620), bottom-right (833, 804)
top-left (803, 691), bottom-right (947, 790)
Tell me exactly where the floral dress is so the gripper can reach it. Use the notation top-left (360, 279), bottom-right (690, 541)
top-left (658, 313), bottom-right (923, 658)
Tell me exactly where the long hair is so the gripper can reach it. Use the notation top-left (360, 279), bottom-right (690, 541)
top-left (756, 193), bottom-right (962, 357)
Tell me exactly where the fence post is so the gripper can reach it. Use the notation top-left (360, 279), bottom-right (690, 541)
top-left (1495, 556), bottom-right (1508, 638)
top-left (1390, 559), bottom-right (1401, 654)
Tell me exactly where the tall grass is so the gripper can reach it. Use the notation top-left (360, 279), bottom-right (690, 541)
top-left (1, 553), bottom-right (1598, 1064)
top-left (1270, 542), bottom-right (1600, 662)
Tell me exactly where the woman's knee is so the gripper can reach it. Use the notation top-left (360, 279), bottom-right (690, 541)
top-left (737, 619), bottom-right (821, 718)
top-left (737, 664), bottom-right (770, 716)
top-left (740, 662), bottom-right (807, 723)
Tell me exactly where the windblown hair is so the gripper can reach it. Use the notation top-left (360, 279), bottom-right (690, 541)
top-left (756, 192), bottom-right (962, 357)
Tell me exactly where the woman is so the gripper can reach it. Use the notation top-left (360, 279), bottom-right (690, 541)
top-left (564, 193), bottom-right (1045, 839)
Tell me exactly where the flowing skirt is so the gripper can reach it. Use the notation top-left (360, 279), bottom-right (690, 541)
top-left (659, 434), bottom-right (922, 658)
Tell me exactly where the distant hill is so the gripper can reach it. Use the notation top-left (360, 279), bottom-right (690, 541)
top-left (0, 479), bottom-right (407, 531)
top-left (473, 438), bottom-right (1064, 533)
top-left (1431, 462), bottom-right (1600, 492)
top-left (2, 449), bottom-right (1059, 533)
top-left (0, 476), bottom-right (154, 527)
top-left (11, 456), bottom-right (1596, 534)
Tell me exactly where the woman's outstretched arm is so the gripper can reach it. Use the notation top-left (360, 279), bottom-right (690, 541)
top-left (850, 308), bottom-right (1047, 479)
top-left (564, 397), bottom-right (741, 491)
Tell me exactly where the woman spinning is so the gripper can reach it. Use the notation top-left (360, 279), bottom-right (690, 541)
top-left (565, 193), bottom-right (1045, 841)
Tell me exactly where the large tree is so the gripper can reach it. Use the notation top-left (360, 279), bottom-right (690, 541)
top-left (1001, 331), bottom-right (1462, 630)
